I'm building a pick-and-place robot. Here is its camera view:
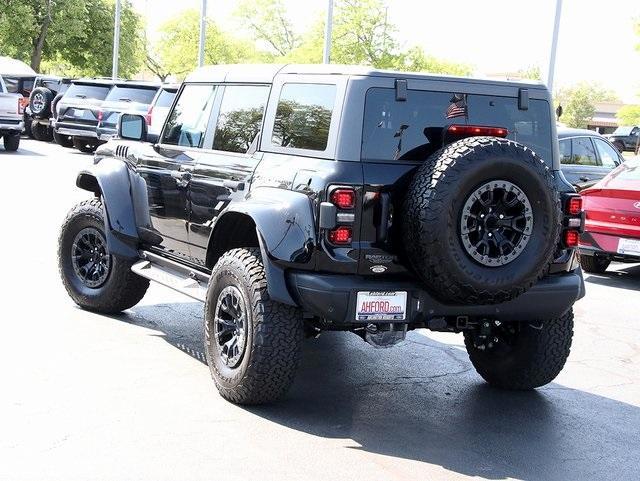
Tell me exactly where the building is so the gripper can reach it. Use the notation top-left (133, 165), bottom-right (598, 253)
top-left (587, 101), bottom-right (624, 134)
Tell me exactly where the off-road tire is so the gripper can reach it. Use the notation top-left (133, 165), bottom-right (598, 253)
top-left (464, 309), bottom-right (574, 390)
top-left (29, 87), bottom-right (53, 119)
top-left (54, 131), bottom-right (74, 148)
top-left (3, 134), bottom-right (20, 151)
top-left (580, 254), bottom-right (610, 274)
top-left (58, 199), bottom-right (149, 314)
top-left (73, 137), bottom-right (97, 153)
top-left (204, 248), bottom-right (303, 405)
top-left (32, 123), bottom-right (53, 142)
top-left (24, 115), bottom-right (34, 138)
top-left (403, 136), bottom-right (561, 305)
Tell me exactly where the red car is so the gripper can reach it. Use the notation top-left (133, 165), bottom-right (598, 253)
top-left (579, 157), bottom-right (640, 273)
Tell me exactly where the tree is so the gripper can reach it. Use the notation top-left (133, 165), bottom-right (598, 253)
top-left (617, 105), bottom-right (640, 126)
top-left (0, 0), bottom-right (143, 76)
top-left (235, 0), bottom-right (299, 56)
top-left (555, 83), bottom-right (618, 128)
top-left (155, 10), bottom-right (264, 80)
top-left (393, 47), bottom-right (472, 76)
top-left (516, 65), bottom-right (542, 81)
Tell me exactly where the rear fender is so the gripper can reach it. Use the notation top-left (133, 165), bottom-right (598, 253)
top-left (216, 187), bottom-right (317, 305)
top-left (76, 157), bottom-right (146, 259)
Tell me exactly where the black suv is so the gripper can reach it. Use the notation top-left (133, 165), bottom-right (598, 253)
top-left (27, 75), bottom-right (73, 142)
top-left (605, 125), bottom-right (640, 153)
top-left (52, 79), bottom-right (114, 152)
top-left (58, 65), bottom-right (585, 404)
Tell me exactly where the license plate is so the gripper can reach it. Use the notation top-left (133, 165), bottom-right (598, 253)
top-left (617, 237), bottom-right (640, 256)
top-left (356, 291), bottom-right (407, 321)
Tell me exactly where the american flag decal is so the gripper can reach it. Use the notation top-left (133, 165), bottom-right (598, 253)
top-left (446, 93), bottom-right (468, 119)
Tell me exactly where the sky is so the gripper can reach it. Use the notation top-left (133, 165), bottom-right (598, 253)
top-left (132, 0), bottom-right (640, 102)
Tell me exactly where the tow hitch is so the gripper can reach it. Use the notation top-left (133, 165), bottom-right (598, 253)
top-left (360, 322), bottom-right (408, 348)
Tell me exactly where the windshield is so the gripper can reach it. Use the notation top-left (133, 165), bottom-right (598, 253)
top-left (105, 86), bottom-right (158, 104)
top-left (362, 88), bottom-right (553, 165)
top-left (612, 126), bottom-right (634, 136)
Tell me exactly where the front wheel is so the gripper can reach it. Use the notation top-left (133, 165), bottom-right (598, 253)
top-left (58, 199), bottom-right (149, 313)
top-left (3, 133), bottom-right (20, 151)
top-left (204, 248), bottom-right (303, 405)
top-left (464, 309), bottom-right (574, 390)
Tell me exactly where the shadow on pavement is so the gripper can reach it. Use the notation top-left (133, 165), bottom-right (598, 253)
top-left (585, 263), bottom-right (640, 291)
top-left (115, 302), bottom-right (640, 481)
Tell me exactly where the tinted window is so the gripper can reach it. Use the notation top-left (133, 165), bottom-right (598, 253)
top-left (593, 138), bottom-right (619, 168)
top-left (105, 86), bottom-right (158, 104)
top-left (155, 89), bottom-right (177, 108)
top-left (362, 88), bottom-right (553, 164)
top-left (162, 84), bottom-right (217, 148)
top-left (213, 85), bottom-right (270, 154)
top-left (65, 83), bottom-right (111, 100)
top-left (559, 139), bottom-right (572, 164)
top-left (272, 83), bottom-right (336, 151)
top-left (571, 137), bottom-right (598, 166)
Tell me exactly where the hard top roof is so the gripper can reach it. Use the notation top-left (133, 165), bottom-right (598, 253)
top-left (185, 63), bottom-right (546, 90)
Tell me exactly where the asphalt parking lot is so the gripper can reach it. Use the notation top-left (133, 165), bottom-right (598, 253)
top-left (1, 138), bottom-right (639, 481)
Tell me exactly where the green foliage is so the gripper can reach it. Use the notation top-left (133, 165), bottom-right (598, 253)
top-left (273, 100), bottom-right (332, 150)
top-left (393, 47), bottom-right (472, 76)
top-left (157, 10), bottom-right (265, 80)
top-left (617, 105), bottom-right (640, 126)
top-left (555, 83), bottom-right (619, 128)
top-left (516, 65), bottom-right (542, 81)
top-left (235, 0), bottom-right (299, 56)
top-left (0, 0), bottom-right (143, 76)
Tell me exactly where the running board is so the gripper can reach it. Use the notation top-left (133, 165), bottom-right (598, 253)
top-left (131, 251), bottom-right (210, 302)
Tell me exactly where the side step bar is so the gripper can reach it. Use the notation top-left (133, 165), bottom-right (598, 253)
top-left (131, 251), bottom-right (210, 302)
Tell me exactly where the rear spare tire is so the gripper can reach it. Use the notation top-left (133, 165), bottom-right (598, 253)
top-left (29, 87), bottom-right (53, 119)
top-left (403, 136), bottom-right (561, 305)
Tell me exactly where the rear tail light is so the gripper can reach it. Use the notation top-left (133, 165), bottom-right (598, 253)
top-left (145, 105), bottom-right (153, 126)
top-left (447, 124), bottom-right (509, 138)
top-left (328, 226), bottom-right (352, 245)
top-left (330, 188), bottom-right (356, 209)
top-left (564, 230), bottom-right (579, 248)
top-left (97, 110), bottom-right (103, 122)
top-left (566, 196), bottom-right (582, 215)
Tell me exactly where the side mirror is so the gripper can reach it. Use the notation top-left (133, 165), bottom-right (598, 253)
top-left (118, 113), bottom-right (147, 142)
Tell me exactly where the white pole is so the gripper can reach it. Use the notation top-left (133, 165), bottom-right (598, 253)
top-left (198, 0), bottom-right (207, 67)
top-left (323, 0), bottom-right (334, 64)
top-left (547, 0), bottom-right (563, 92)
top-left (112, 0), bottom-right (121, 79)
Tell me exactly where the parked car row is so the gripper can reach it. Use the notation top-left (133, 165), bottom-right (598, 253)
top-left (0, 73), bottom-right (25, 151)
top-left (49, 78), bottom-right (178, 152)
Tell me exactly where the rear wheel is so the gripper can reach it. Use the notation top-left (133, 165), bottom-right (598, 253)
top-left (54, 131), bottom-right (74, 148)
top-left (204, 248), bottom-right (303, 405)
top-left (58, 199), bottom-right (149, 313)
top-left (24, 115), bottom-right (34, 138)
top-left (464, 310), bottom-right (574, 390)
top-left (32, 122), bottom-right (54, 142)
top-left (3, 134), bottom-right (20, 151)
top-left (580, 254), bottom-right (610, 274)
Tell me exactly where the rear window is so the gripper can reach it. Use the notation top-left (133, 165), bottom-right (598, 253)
top-left (155, 89), bottom-right (177, 108)
top-left (65, 83), bottom-right (111, 100)
top-left (105, 86), bottom-right (158, 104)
top-left (3, 76), bottom-right (34, 96)
top-left (362, 88), bottom-right (553, 164)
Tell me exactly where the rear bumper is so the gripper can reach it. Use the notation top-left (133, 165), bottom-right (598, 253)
top-left (288, 271), bottom-right (585, 324)
top-left (54, 121), bottom-right (97, 138)
top-left (0, 118), bottom-right (24, 132)
top-left (580, 231), bottom-right (640, 262)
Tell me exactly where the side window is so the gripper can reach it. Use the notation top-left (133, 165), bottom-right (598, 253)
top-left (272, 83), bottom-right (336, 151)
top-left (571, 137), bottom-right (598, 166)
top-left (559, 139), bottom-right (572, 164)
top-left (162, 84), bottom-right (217, 148)
top-left (593, 138), bottom-right (619, 168)
top-left (212, 85), bottom-right (270, 154)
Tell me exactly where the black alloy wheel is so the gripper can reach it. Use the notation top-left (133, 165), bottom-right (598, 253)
top-left (71, 227), bottom-right (111, 288)
top-left (213, 285), bottom-right (248, 368)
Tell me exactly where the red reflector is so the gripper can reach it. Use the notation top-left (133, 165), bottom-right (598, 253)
top-left (329, 226), bottom-right (352, 245)
top-left (97, 110), bottom-right (103, 122)
top-left (567, 196), bottom-right (582, 215)
top-left (330, 189), bottom-right (356, 209)
top-left (564, 230), bottom-right (579, 247)
top-left (447, 124), bottom-right (509, 137)
top-left (146, 106), bottom-right (153, 126)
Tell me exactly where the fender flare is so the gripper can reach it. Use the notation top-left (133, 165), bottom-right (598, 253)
top-left (76, 157), bottom-right (142, 259)
top-left (213, 187), bottom-right (317, 305)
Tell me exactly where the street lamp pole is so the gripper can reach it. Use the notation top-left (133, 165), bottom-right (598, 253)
top-left (198, 0), bottom-right (208, 67)
top-left (547, 0), bottom-right (563, 92)
top-left (323, 0), bottom-right (334, 64)
top-left (112, 0), bottom-right (121, 79)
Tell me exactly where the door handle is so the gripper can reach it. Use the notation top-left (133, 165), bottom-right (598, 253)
top-left (171, 170), bottom-right (192, 187)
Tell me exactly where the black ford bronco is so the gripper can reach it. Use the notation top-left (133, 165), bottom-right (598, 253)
top-left (58, 64), bottom-right (585, 404)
